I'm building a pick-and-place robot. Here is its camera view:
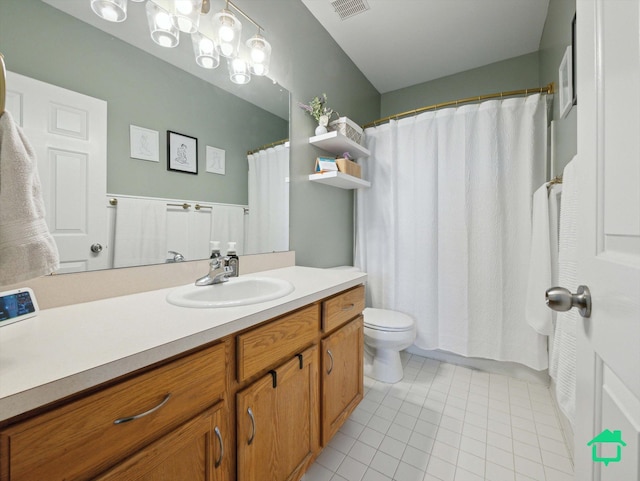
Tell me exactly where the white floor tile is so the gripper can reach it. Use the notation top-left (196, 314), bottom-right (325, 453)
top-left (369, 451), bottom-right (400, 478)
top-left (305, 356), bottom-right (573, 481)
top-left (426, 455), bottom-right (456, 481)
top-left (359, 426), bottom-right (386, 449)
top-left (336, 456), bottom-right (368, 481)
top-left (401, 445), bottom-right (430, 471)
top-left (362, 467), bottom-right (393, 481)
top-left (349, 440), bottom-right (378, 465)
top-left (393, 461), bottom-right (425, 481)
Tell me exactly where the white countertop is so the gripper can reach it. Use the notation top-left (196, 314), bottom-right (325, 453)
top-left (0, 266), bottom-right (367, 422)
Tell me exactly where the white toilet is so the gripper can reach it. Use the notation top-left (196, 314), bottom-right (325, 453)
top-left (363, 307), bottom-right (416, 384)
top-left (328, 266), bottom-right (417, 384)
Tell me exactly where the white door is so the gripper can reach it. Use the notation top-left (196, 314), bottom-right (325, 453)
top-left (6, 72), bottom-right (108, 273)
top-left (574, 1), bottom-right (640, 479)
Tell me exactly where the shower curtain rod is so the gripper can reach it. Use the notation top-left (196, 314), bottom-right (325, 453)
top-left (247, 138), bottom-right (289, 155)
top-left (363, 82), bottom-right (555, 128)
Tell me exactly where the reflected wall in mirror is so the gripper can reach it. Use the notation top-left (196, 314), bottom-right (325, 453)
top-left (0, 0), bottom-right (290, 273)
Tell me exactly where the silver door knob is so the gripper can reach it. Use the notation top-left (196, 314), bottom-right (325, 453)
top-left (90, 243), bottom-right (103, 253)
top-left (545, 285), bottom-right (592, 318)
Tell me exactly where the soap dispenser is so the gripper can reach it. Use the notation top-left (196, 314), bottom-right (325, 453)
top-left (225, 242), bottom-right (239, 277)
top-left (209, 241), bottom-right (221, 259)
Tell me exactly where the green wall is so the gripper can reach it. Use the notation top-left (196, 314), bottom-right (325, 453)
top-left (381, 52), bottom-right (540, 118)
top-left (539, 0), bottom-right (577, 177)
top-left (244, 0), bottom-right (381, 267)
top-left (0, 0), bottom-right (288, 205)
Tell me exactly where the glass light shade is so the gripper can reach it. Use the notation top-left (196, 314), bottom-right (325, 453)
top-left (192, 31), bottom-right (220, 69)
top-left (228, 55), bottom-right (251, 85)
top-left (91, 0), bottom-right (127, 22)
top-left (246, 34), bottom-right (271, 76)
top-left (129, 0), bottom-right (145, 2)
top-left (212, 9), bottom-right (242, 58)
top-left (146, 1), bottom-right (179, 48)
top-left (171, 0), bottom-right (202, 33)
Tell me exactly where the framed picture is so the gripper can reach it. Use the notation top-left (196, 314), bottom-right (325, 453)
top-left (571, 13), bottom-right (577, 106)
top-left (558, 45), bottom-right (573, 119)
top-left (167, 131), bottom-right (198, 174)
top-left (130, 125), bottom-right (159, 162)
top-left (206, 146), bottom-right (226, 175)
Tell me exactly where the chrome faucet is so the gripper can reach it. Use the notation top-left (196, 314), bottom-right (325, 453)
top-left (195, 256), bottom-right (232, 286)
top-left (166, 250), bottom-right (185, 263)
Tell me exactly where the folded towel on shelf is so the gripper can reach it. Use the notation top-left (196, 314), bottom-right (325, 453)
top-left (0, 111), bottom-right (59, 285)
top-left (525, 183), bottom-right (554, 335)
top-left (550, 156), bottom-right (579, 427)
top-left (113, 197), bottom-right (167, 268)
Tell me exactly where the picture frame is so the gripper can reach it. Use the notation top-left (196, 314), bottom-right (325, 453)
top-left (130, 125), bottom-right (159, 162)
top-left (167, 131), bottom-right (198, 174)
top-left (571, 13), bottom-right (577, 106)
top-left (206, 146), bottom-right (226, 175)
top-left (558, 45), bottom-right (573, 119)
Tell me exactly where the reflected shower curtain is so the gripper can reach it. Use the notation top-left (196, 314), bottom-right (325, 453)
top-left (246, 144), bottom-right (289, 254)
top-left (356, 94), bottom-right (548, 370)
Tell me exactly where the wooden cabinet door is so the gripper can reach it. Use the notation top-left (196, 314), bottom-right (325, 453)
top-left (94, 401), bottom-right (228, 481)
top-left (321, 316), bottom-right (364, 445)
top-left (237, 345), bottom-right (319, 481)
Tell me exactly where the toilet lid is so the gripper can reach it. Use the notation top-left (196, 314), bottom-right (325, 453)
top-left (363, 308), bottom-right (415, 332)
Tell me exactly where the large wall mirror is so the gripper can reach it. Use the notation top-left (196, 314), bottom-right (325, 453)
top-left (1, 0), bottom-right (290, 273)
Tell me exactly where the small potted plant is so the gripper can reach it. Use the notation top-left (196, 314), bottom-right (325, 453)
top-left (298, 93), bottom-right (338, 135)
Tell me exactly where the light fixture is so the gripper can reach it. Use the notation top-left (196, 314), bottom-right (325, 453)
top-left (91, 0), bottom-right (127, 22)
top-left (228, 50), bottom-right (251, 85)
top-left (146, 1), bottom-right (179, 48)
top-left (192, 31), bottom-right (220, 69)
top-left (171, 0), bottom-right (202, 34)
top-left (246, 32), bottom-right (271, 76)
top-left (91, 0), bottom-right (272, 85)
top-left (212, 7), bottom-right (242, 58)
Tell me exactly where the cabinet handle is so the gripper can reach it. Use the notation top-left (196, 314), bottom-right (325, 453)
top-left (341, 303), bottom-right (355, 311)
top-left (214, 426), bottom-right (224, 468)
top-left (113, 393), bottom-right (171, 425)
top-left (327, 349), bottom-right (334, 375)
top-left (247, 407), bottom-right (256, 445)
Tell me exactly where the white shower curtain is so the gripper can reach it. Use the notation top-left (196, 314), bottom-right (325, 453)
top-left (356, 94), bottom-right (549, 370)
top-left (246, 144), bottom-right (289, 254)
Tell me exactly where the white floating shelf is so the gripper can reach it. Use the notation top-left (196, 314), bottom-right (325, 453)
top-left (308, 171), bottom-right (371, 189)
top-left (309, 131), bottom-right (370, 158)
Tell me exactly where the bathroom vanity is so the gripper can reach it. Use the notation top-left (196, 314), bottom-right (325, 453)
top-left (0, 266), bottom-right (366, 481)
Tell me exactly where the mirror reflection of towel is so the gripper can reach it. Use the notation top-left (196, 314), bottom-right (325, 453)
top-left (0, 111), bottom-right (59, 285)
top-left (113, 198), bottom-right (167, 268)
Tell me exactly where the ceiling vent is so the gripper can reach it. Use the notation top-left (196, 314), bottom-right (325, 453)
top-left (330, 0), bottom-right (370, 20)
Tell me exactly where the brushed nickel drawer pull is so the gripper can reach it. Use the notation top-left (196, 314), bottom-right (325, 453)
top-left (341, 303), bottom-right (355, 311)
top-left (247, 407), bottom-right (256, 445)
top-left (327, 349), bottom-right (334, 375)
top-left (214, 426), bottom-right (224, 468)
top-left (113, 393), bottom-right (172, 425)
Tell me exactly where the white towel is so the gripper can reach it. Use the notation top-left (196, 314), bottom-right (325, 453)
top-left (0, 111), bottom-right (59, 285)
top-left (525, 184), bottom-right (554, 335)
top-left (549, 156), bottom-right (579, 427)
top-left (211, 205), bottom-right (245, 255)
top-left (113, 198), bottom-right (167, 268)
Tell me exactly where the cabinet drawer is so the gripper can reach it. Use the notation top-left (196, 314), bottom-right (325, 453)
top-left (322, 285), bottom-right (365, 333)
top-left (237, 304), bottom-right (320, 382)
top-left (0, 342), bottom-right (226, 481)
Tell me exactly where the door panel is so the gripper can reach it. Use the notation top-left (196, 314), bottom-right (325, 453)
top-left (6, 71), bottom-right (108, 272)
top-left (575, 1), bottom-right (640, 479)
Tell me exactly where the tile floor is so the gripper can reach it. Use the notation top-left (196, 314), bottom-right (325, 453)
top-left (302, 353), bottom-right (574, 481)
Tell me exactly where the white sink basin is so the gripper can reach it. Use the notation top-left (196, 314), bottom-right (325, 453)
top-left (166, 276), bottom-right (295, 308)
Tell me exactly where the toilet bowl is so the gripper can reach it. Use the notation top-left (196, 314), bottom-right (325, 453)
top-left (363, 307), bottom-right (416, 384)
top-left (326, 267), bottom-right (416, 384)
